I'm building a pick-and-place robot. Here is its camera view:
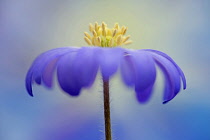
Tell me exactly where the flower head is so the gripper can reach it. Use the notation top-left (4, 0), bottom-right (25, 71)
top-left (25, 22), bottom-right (186, 104)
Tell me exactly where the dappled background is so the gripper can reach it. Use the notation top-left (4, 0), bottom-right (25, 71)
top-left (0, 0), bottom-right (210, 140)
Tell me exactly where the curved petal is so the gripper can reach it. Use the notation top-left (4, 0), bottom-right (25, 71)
top-left (143, 49), bottom-right (186, 90)
top-left (42, 48), bottom-right (79, 87)
top-left (150, 53), bottom-right (181, 103)
top-left (29, 49), bottom-right (60, 85)
top-left (25, 68), bottom-right (34, 96)
top-left (132, 51), bottom-right (157, 103)
top-left (33, 48), bottom-right (77, 84)
top-left (25, 47), bottom-right (78, 96)
top-left (72, 47), bottom-right (99, 88)
top-left (162, 76), bottom-right (173, 104)
top-left (134, 51), bottom-right (156, 90)
top-left (26, 47), bottom-right (70, 96)
top-left (98, 47), bottom-right (124, 81)
top-left (57, 51), bottom-right (81, 96)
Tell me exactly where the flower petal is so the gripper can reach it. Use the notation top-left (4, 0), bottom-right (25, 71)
top-left (32, 48), bottom-right (71, 84)
top-left (133, 51), bottom-right (156, 90)
top-left (72, 47), bottom-right (99, 88)
top-left (25, 68), bottom-right (34, 96)
top-left (25, 47), bottom-right (78, 96)
top-left (132, 51), bottom-right (156, 103)
top-left (42, 48), bottom-right (79, 87)
top-left (150, 53), bottom-right (181, 103)
top-left (57, 51), bottom-right (81, 96)
top-left (26, 48), bottom-right (68, 96)
top-left (144, 49), bottom-right (186, 90)
top-left (98, 47), bottom-right (123, 81)
top-left (33, 47), bottom-right (77, 84)
top-left (162, 76), bottom-right (173, 104)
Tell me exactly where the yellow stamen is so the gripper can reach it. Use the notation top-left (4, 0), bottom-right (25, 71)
top-left (123, 35), bottom-right (130, 43)
top-left (84, 32), bottom-right (91, 40)
top-left (123, 27), bottom-right (127, 35)
top-left (96, 37), bottom-right (101, 46)
top-left (114, 23), bottom-right (119, 29)
top-left (117, 35), bottom-right (122, 45)
top-left (97, 28), bottom-right (102, 36)
top-left (95, 22), bottom-right (98, 31)
top-left (121, 26), bottom-right (125, 34)
top-left (124, 40), bottom-right (132, 45)
top-left (97, 37), bottom-right (101, 43)
top-left (102, 22), bottom-right (106, 36)
top-left (84, 22), bottom-right (132, 47)
top-left (89, 23), bottom-right (94, 32)
top-left (93, 30), bottom-right (97, 37)
top-left (107, 29), bottom-right (112, 36)
top-left (112, 29), bottom-right (117, 37)
top-left (92, 37), bottom-right (96, 46)
top-left (84, 37), bottom-right (92, 45)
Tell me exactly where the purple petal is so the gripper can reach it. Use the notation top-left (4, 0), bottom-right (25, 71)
top-left (150, 53), bottom-right (181, 103)
top-left (25, 47), bottom-right (78, 96)
top-left (120, 53), bottom-right (135, 86)
top-left (32, 48), bottom-right (75, 84)
top-left (132, 51), bottom-right (156, 90)
top-left (72, 47), bottom-right (99, 88)
top-left (162, 78), bottom-right (173, 104)
top-left (57, 51), bottom-right (81, 96)
top-left (132, 51), bottom-right (156, 103)
top-left (26, 48), bottom-right (69, 96)
top-left (25, 68), bottom-right (33, 96)
top-left (98, 47), bottom-right (123, 81)
top-left (143, 49), bottom-right (186, 90)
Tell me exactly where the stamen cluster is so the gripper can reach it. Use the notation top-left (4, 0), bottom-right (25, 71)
top-left (84, 22), bottom-right (132, 47)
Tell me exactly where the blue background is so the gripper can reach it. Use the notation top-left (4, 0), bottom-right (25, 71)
top-left (1, 0), bottom-right (210, 140)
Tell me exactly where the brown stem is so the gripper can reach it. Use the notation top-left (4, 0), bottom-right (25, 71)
top-left (103, 80), bottom-right (112, 140)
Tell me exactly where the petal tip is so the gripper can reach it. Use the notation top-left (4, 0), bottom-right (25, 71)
top-left (64, 88), bottom-right (81, 97)
top-left (27, 90), bottom-right (34, 97)
top-left (137, 99), bottom-right (149, 104)
top-left (163, 97), bottom-right (174, 104)
top-left (163, 100), bottom-right (169, 104)
top-left (29, 94), bottom-right (34, 97)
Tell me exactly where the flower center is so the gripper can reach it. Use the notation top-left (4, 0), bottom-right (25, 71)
top-left (84, 22), bottom-right (132, 47)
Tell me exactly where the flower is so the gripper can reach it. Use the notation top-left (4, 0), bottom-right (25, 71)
top-left (25, 22), bottom-right (186, 104)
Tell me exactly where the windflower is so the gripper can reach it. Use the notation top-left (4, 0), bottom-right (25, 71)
top-left (26, 22), bottom-right (186, 103)
top-left (25, 22), bottom-right (186, 140)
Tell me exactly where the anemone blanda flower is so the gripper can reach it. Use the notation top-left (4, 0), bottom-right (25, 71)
top-left (25, 22), bottom-right (186, 104)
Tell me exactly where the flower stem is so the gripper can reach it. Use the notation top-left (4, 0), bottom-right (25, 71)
top-left (103, 80), bottom-right (112, 140)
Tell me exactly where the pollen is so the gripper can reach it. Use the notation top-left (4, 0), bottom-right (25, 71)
top-left (84, 22), bottom-right (132, 47)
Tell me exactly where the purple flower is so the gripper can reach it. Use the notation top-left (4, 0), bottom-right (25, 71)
top-left (25, 46), bottom-right (186, 104)
top-left (25, 22), bottom-right (187, 140)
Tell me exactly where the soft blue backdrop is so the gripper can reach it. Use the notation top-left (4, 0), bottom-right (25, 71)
top-left (1, 0), bottom-right (210, 140)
